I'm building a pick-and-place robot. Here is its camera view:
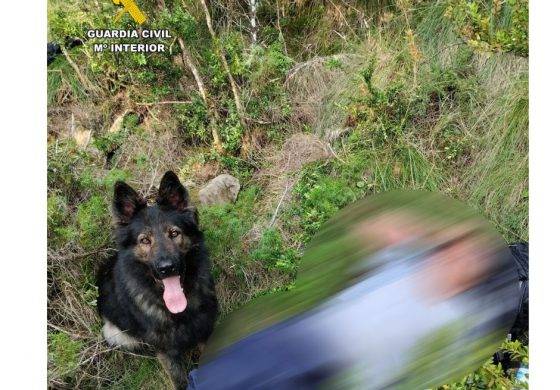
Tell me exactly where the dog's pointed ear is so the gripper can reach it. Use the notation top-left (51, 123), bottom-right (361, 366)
top-left (186, 205), bottom-right (199, 226)
top-left (157, 171), bottom-right (189, 211)
top-left (113, 181), bottom-right (146, 224)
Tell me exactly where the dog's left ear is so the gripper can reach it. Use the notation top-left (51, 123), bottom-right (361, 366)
top-left (186, 205), bottom-right (199, 226)
top-left (157, 171), bottom-right (189, 211)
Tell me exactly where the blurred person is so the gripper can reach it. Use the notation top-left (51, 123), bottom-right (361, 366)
top-left (187, 191), bottom-right (520, 389)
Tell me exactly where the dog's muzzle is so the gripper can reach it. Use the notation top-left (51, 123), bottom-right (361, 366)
top-left (155, 260), bottom-right (179, 278)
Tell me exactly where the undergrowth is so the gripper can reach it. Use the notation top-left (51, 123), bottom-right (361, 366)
top-left (47, 0), bottom-right (528, 388)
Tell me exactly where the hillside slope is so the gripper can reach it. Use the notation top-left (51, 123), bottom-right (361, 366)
top-left (47, 0), bottom-right (528, 387)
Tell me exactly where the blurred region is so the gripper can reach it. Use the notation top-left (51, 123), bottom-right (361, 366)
top-left (195, 191), bottom-right (519, 389)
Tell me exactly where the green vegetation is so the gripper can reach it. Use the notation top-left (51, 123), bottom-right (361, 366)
top-left (48, 332), bottom-right (83, 380)
top-left (48, 0), bottom-right (528, 388)
top-left (446, 0), bottom-right (529, 56)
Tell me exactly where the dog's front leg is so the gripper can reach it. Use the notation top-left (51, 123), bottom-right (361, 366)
top-left (157, 352), bottom-right (190, 389)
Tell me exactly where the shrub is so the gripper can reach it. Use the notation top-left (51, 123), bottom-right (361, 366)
top-left (250, 229), bottom-right (298, 272)
top-left (176, 95), bottom-right (210, 145)
top-left (446, 0), bottom-right (528, 56)
top-left (292, 165), bottom-right (359, 238)
top-left (200, 186), bottom-right (260, 272)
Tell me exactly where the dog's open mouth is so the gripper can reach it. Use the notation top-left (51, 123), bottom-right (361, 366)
top-left (161, 276), bottom-right (188, 314)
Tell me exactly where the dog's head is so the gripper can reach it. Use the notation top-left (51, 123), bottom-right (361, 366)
top-left (112, 171), bottom-right (200, 314)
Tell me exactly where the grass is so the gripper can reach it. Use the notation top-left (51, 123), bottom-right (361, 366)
top-left (48, 57), bottom-right (86, 105)
top-left (281, 14), bottom-right (527, 245)
top-left (200, 185), bottom-right (297, 313)
top-left (463, 74), bottom-right (529, 242)
top-left (48, 332), bottom-right (83, 381)
top-left (47, 0), bottom-right (528, 388)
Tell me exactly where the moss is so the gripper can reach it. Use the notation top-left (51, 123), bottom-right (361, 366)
top-left (76, 195), bottom-right (111, 250)
top-left (48, 332), bottom-right (83, 378)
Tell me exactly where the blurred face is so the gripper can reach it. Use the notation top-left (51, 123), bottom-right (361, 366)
top-left (352, 211), bottom-right (496, 301)
top-left (418, 232), bottom-right (493, 301)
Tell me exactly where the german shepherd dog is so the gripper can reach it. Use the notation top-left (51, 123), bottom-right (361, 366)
top-left (97, 171), bottom-right (218, 388)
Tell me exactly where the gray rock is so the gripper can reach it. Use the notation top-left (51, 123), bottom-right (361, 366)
top-left (198, 174), bottom-right (240, 206)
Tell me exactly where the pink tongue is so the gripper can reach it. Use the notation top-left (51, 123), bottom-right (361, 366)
top-left (162, 276), bottom-right (187, 314)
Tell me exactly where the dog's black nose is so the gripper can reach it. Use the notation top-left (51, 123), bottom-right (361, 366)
top-left (156, 262), bottom-right (177, 277)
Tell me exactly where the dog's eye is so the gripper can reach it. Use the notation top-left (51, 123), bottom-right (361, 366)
top-left (140, 237), bottom-right (151, 245)
top-left (169, 229), bottom-right (180, 238)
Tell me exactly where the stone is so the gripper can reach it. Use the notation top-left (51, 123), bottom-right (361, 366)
top-left (198, 174), bottom-right (240, 206)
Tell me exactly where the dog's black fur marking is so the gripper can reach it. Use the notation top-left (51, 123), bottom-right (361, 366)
top-left (97, 171), bottom-right (218, 389)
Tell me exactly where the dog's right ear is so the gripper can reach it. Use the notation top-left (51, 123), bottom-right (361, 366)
top-left (113, 181), bottom-right (146, 225)
top-left (157, 171), bottom-right (189, 211)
